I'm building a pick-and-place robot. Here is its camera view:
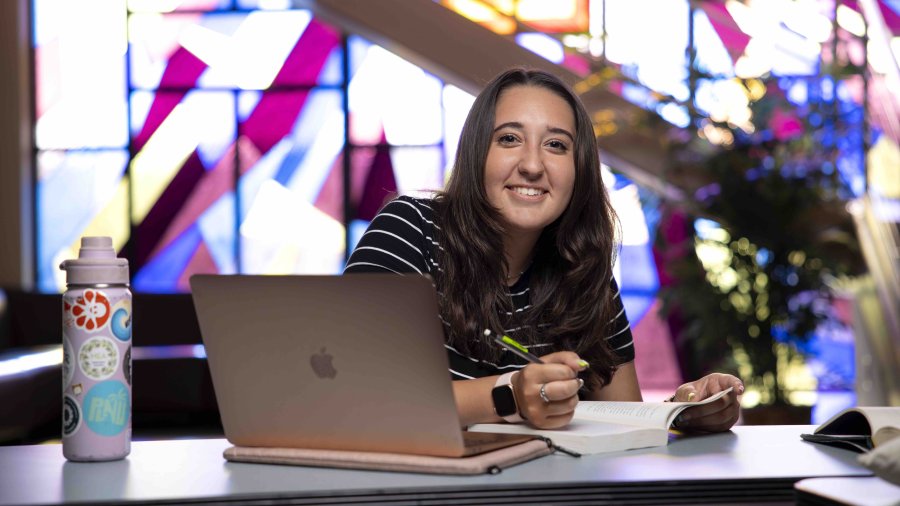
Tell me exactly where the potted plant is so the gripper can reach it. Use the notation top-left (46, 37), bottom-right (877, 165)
top-left (656, 78), bottom-right (866, 422)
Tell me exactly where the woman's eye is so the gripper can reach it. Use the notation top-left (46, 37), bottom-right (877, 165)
top-left (547, 140), bottom-right (568, 151)
top-left (498, 134), bottom-right (518, 144)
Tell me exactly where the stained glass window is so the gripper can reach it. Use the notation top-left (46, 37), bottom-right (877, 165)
top-left (33, 1), bottom-right (468, 293)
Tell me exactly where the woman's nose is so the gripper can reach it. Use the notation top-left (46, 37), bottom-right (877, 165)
top-left (517, 144), bottom-right (544, 178)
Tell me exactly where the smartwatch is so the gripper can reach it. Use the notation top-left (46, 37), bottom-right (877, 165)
top-left (492, 371), bottom-right (524, 423)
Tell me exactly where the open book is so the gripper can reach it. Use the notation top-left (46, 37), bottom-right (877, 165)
top-left (467, 388), bottom-right (732, 455)
top-left (801, 406), bottom-right (900, 453)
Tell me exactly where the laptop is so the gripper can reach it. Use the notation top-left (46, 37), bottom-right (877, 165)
top-left (190, 274), bottom-right (526, 458)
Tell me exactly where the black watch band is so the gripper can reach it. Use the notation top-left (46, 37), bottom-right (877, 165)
top-left (491, 371), bottom-right (523, 423)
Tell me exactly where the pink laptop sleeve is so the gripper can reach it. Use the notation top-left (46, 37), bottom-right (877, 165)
top-left (223, 439), bottom-right (554, 475)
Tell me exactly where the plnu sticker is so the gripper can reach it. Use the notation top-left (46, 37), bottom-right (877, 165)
top-left (63, 395), bottom-right (81, 437)
top-left (78, 336), bottom-right (119, 381)
top-left (83, 380), bottom-right (130, 436)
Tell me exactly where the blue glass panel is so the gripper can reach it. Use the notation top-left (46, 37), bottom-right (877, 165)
top-left (618, 243), bottom-right (660, 323)
top-left (132, 224), bottom-right (203, 292)
top-left (317, 44), bottom-right (345, 86)
top-left (609, 177), bottom-right (660, 325)
top-left (348, 219), bottom-right (370, 258)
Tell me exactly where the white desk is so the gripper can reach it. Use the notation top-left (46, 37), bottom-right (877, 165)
top-left (0, 426), bottom-right (872, 505)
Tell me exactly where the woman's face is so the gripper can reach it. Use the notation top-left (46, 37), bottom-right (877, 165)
top-left (483, 85), bottom-right (577, 239)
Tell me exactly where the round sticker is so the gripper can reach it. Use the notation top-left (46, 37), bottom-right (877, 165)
top-left (63, 395), bottom-right (81, 437)
top-left (78, 336), bottom-right (119, 380)
top-left (63, 338), bottom-right (75, 389)
top-left (70, 289), bottom-right (112, 332)
top-left (124, 346), bottom-right (132, 386)
top-left (62, 299), bottom-right (75, 330)
top-left (110, 300), bottom-right (131, 342)
top-left (83, 380), bottom-right (130, 436)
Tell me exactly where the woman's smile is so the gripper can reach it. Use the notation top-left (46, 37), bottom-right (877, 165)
top-left (506, 185), bottom-right (548, 199)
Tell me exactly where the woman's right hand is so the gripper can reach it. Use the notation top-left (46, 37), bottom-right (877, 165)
top-left (511, 352), bottom-right (587, 429)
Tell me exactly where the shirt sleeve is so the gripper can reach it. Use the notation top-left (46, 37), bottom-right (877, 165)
top-left (605, 278), bottom-right (635, 364)
top-left (343, 196), bottom-right (431, 275)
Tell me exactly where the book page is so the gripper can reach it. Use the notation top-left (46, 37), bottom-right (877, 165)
top-left (575, 388), bottom-right (733, 429)
top-left (873, 426), bottom-right (900, 447)
top-left (467, 420), bottom-right (668, 455)
top-left (855, 408), bottom-right (900, 434)
top-left (816, 406), bottom-right (900, 443)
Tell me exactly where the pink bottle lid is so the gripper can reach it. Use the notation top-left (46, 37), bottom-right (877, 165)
top-left (59, 236), bottom-right (129, 286)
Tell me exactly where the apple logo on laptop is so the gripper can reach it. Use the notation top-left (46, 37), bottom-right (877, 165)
top-left (310, 347), bottom-right (337, 379)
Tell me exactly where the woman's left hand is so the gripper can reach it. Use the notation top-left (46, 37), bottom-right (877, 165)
top-left (671, 373), bottom-right (744, 433)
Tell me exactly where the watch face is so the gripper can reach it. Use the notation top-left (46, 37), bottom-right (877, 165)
top-left (492, 385), bottom-right (518, 417)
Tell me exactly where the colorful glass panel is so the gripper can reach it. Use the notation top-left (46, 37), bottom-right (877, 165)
top-left (36, 150), bottom-right (130, 292)
top-left (130, 91), bottom-right (239, 292)
top-left (240, 88), bottom-right (346, 275)
top-left (129, 10), bottom-right (340, 90)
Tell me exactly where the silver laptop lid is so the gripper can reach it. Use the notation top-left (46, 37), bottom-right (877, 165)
top-left (190, 274), bottom-right (467, 457)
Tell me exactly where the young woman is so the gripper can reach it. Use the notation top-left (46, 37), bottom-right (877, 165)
top-left (345, 68), bottom-right (742, 432)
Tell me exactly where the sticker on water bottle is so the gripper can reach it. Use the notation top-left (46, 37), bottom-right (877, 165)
top-left (124, 346), bottom-right (132, 386)
top-left (63, 299), bottom-right (75, 330)
top-left (69, 289), bottom-right (112, 332)
top-left (84, 380), bottom-right (130, 436)
top-left (78, 336), bottom-right (119, 381)
top-left (110, 299), bottom-right (131, 342)
top-left (63, 394), bottom-right (82, 437)
top-left (63, 338), bottom-right (74, 389)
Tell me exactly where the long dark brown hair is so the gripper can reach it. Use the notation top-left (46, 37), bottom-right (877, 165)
top-left (434, 68), bottom-right (622, 388)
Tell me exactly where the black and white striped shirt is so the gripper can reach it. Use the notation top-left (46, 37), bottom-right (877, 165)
top-left (344, 196), bottom-right (635, 380)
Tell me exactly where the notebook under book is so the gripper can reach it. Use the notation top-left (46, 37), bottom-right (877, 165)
top-left (190, 274), bottom-right (530, 459)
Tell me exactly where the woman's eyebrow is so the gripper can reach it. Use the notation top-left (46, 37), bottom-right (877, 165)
top-left (493, 121), bottom-right (524, 133)
top-left (548, 127), bottom-right (575, 142)
top-left (493, 122), bottom-right (574, 142)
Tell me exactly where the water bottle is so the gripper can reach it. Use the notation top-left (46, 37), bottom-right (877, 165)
top-left (59, 236), bottom-right (132, 461)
